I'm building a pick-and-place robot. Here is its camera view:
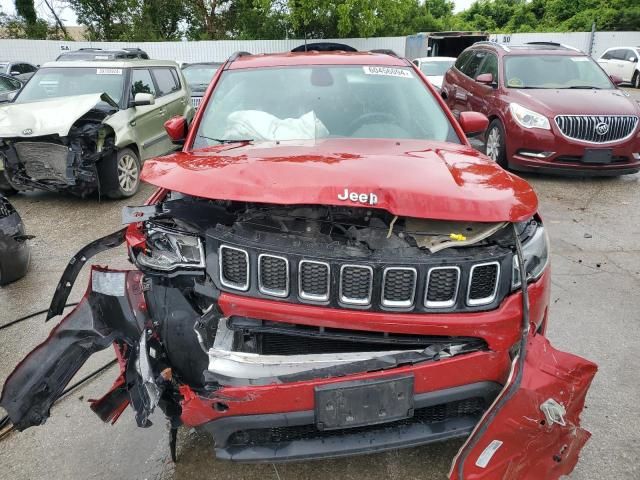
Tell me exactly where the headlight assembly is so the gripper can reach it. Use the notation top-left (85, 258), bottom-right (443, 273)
top-left (512, 223), bottom-right (549, 289)
top-left (136, 225), bottom-right (205, 271)
top-left (509, 103), bottom-right (550, 130)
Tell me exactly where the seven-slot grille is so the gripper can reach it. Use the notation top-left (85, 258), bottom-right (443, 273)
top-left (219, 246), bottom-right (249, 290)
top-left (216, 244), bottom-right (504, 311)
top-left (381, 268), bottom-right (417, 308)
top-left (191, 96), bottom-right (202, 109)
top-left (258, 254), bottom-right (289, 297)
top-left (467, 262), bottom-right (500, 306)
top-left (555, 115), bottom-right (638, 143)
top-left (340, 265), bottom-right (373, 305)
top-left (425, 267), bottom-right (460, 308)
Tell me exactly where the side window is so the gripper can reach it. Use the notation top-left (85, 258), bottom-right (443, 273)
top-left (152, 68), bottom-right (180, 97)
top-left (131, 69), bottom-right (156, 97)
top-left (23, 64), bottom-right (37, 73)
top-left (612, 49), bottom-right (626, 61)
top-left (461, 51), bottom-right (487, 78)
top-left (601, 50), bottom-right (614, 60)
top-left (0, 76), bottom-right (15, 92)
top-left (455, 51), bottom-right (472, 71)
top-left (476, 53), bottom-right (499, 82)
top-left (10, 63), bottom-right (22, 74)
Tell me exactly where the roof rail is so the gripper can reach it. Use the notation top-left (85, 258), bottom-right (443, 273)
top-left (369, 48), bottom-right (399, 57)
top-left (525, 41), bottom-right (579, 51)
top-left (291, 42), bottom-right (357, 53)
top-left (228, 51), bottom-right (252, 62)
top-left (473, 41), bottom-right (510, 52)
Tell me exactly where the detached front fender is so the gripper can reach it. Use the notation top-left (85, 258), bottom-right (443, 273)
top-left (450, 333), bottom-right (597, 480)
top-left (0, 267), bottom-right (149, 431)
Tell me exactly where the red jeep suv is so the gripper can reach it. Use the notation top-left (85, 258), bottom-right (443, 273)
top-left (442, 42), bottom-right (640, 176)
top-left (1, 49), bottom-right (597, 479)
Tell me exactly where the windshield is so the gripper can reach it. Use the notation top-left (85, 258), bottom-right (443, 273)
top-left (419, 60), bottom-right (454, 76)
top-left (183, 64), bottom-right (221, 91)
top-left (193, 66), bottom-right (459, 147)
top-left (15, 67), bottom-right (125, 103)
top-left (504, 55), bottom-right (613, 89)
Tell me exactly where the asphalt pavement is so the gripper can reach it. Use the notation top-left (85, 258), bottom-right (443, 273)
top-left (1, 89), bottom-right (639, 480)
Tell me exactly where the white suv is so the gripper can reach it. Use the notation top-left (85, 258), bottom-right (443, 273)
top-left (598, 47), bottom-right (640, 88)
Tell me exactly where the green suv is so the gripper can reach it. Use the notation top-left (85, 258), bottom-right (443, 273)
top-left (0, 59), bottom-right (194, 198)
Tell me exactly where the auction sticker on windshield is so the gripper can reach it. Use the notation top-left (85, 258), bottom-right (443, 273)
top-left (363, 66), bottom-right (412, 78)
top-left (97, 68), bottom-right (123, 75)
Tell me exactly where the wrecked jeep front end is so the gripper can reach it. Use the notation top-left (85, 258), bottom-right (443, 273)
top-left (0, 184), bottom-right (597, 477)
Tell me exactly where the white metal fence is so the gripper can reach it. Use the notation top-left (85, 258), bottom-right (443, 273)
top-left (0, 37), bottom-right (407, 65)
top-left (0, 31), bottom-right (638, 65)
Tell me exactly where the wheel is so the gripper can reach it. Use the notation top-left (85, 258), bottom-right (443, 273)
top-left (485, 119), bottom-right (508, 168)
top-left (98, 147), bottom-right (141, 199)
top-left (633, 71), bottom-right (640, 89)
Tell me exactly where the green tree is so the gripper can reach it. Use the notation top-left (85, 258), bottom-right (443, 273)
top-left (68, 0), bottom-right (138, 40)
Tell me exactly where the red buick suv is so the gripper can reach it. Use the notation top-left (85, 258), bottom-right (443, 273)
top-left (1, 48), bottom-right (597, 479)
top-left (441, 42), bottom-right (640, 176)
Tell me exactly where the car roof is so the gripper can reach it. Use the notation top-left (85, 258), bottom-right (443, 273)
top-left (40, 59), bottom-right (179, 69)
top-left (469, 42), bottom-right (586, 56)
top-left (414, 57), bottom-right (456, 62)
top-left (227, 51), bottom-right (408, 70)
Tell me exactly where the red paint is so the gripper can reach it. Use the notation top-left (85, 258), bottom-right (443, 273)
top-left (218, 269), bottom-right (550, 352)
top-left (180, 350), bottom-right (511, 426)
top-left (141, 138), bottom-right (537, 222)
top-left (449, 334), bottom-right (597, 480)
top-left (459, 111), bottom-right (490, 135)
top-left (163, 116), bottom-right (187, 143)
top-left (442, 45), bottom-right (640, 174)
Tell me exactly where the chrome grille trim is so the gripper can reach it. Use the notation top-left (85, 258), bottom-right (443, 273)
top-left (381, 267), bottom-right (417, 309)
top-left (424, 266), bottom-right (460, 308)
top-left (298, 260), bottom-right (331, 302)
top-left (339, 264), bottom-right (374, 306)
top-left (258, 254), bottom-right (289, 297)
top-left (219, 245), bottom-right (249, 291)
top-left (554, 115), bottom-right (638, 144)
top-left (467, 261), bottom-right (500, 307)
top-left (191, 96), bottom-right (202, 109)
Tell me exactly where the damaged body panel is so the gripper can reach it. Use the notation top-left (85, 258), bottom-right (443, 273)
top-left (0, 194), bottom-right (30, 285)
top-left (0, 61), bottom-right (194, 197)
top-left (1, 51), bottom-right (596, 479)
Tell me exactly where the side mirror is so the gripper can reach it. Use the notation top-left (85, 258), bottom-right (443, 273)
top-left (459, 111), bottom-right (489, 137)
top-left (10, 71), bottom-right (20, 76)
top-left (164, 116), bottom-right (188, 145)
top-left (630, 57), bottom-right (637, 63)
top-left (133, 92), bottom-right (155, 106)
top-left (609, 74), bottom-right (623, 86)
top-left (476, 73), bottom-right (495, 86)
top-left (413, 60), bottom-right (419, 66)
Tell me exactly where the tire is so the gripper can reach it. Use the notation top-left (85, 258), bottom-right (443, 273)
top-left (98, 147), bottom-right (141, 199)
top-left (633, 71), bottom-right (640, 89)
top-left (485, 119), bottom-right (508, 169)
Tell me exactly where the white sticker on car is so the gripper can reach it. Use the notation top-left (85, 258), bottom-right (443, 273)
top-left (363, 66), bottom-right (413, 78)
top-left (96, 68), bottom-right (123, 75)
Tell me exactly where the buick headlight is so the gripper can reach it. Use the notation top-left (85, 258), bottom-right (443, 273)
top-left (512, 223), bottom-right (549, 289)
top-left (509, 103), bottom-right (550, 130)
top-left (136, 225), bottom-right (205, 271)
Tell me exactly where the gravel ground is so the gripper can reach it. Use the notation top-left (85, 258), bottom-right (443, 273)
top-left (1, 88), bottom-right (639, 480)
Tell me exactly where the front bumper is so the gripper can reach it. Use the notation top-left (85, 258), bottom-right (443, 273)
top-left (505, 117), bottom-right (640, 175)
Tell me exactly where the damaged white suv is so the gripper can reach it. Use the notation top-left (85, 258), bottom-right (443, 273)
top-left (0, 60), bottom-right (194, 198)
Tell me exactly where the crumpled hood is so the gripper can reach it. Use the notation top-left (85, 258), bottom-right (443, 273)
top-left (509, 88), bottom-right (640, 117)
top-left (141, 138), bottom-right (538, 222)
top-left (0, 94), bottom-right (106, 138)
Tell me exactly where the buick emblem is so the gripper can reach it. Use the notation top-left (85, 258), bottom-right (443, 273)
top-left (594, 122), bottom-right (609, 136)
top-left (22, 128), bottom-right (33, 135)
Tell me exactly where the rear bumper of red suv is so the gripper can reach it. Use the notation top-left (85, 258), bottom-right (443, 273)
top-left (504, 117), bottom-right (640, 176)
top-left (178, 270), bottom-right (550, 461)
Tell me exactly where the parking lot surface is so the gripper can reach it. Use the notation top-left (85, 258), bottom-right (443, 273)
top-left (1, 90), bottom-right (639, 480)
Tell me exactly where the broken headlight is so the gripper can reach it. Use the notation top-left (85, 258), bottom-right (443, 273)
top-left (136, 225), bottom-right (205, 271)
top-left (512, 223), bottom-right (549, 289)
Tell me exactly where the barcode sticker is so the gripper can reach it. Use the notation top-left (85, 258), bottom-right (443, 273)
top-left (97, 68), bottom-right (122, 75)
top-left (363, 66), bottom-right (412, 78)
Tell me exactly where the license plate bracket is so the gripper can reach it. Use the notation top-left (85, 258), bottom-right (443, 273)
top-left (315, 375), bottom-right (414, 430)
top-left (582, 149), bottom-right (612, 164)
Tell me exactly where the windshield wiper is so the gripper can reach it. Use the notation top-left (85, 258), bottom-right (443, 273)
top-left (197, 135), bottom-right (253, 144)
top-left (566, 86), bottom-right (602, 89)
